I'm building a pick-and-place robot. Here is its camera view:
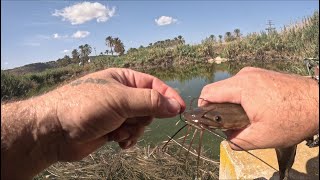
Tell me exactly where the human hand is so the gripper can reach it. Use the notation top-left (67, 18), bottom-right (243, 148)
top-left (38, 68), bottom-right (185, 161)
top-left (199, 67), bottom-right (319, 150)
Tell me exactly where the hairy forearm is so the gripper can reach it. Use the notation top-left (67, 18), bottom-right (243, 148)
top-left (302, 77), bottom-right (319, 131)
top-left (1, 93), bottom-right (62, 180)
top-left (308, 78), bottom-right (320, 134)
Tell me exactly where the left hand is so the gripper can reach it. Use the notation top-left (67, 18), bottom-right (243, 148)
top-left (37, 68), bottom-right (185, 161)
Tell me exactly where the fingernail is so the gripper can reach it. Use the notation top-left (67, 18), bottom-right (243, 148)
top-left (167, 98), bottom-right (181, 114)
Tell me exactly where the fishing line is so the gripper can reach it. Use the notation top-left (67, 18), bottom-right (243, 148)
top-left (162, 123), bottom-right (188, 151)
top-left (188, 97), bottom-right (278, 171)
top-left (162, 105), bottom-right (197, 152)
top-left (204, 127), bottom-right (279, 172)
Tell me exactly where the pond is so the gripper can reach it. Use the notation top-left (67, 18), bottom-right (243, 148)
top-left (139, 64), bottom-right (234, 160)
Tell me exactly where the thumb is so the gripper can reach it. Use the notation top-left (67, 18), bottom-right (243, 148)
top-left (124, 88), bottom-right (182, 118)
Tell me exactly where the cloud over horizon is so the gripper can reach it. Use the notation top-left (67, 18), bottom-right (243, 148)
top-left (72, 31), bottom-right (90, 39)
top-left (61, 49), bottom-right (70, 53)
top-left (52, 2), bottom-right (116, 25)
top-left (155, 16), bottom-right (177, 26)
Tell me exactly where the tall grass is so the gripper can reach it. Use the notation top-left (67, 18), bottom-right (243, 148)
top-left (222, 11), bottom-right (319, 61)
top-left (1, 71), bottom-right (34, 100)
top-left (1, 65), bottom-right (86, 100)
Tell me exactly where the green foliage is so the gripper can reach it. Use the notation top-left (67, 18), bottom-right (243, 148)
top-left (148, 36), bottom-right (185, 48)
top-left (222, 11), bottom-right (319, 61)
top-left (176, 45), bottom-right (198, 59)
top-left (72, 49), bottom-right (80, 63)
top-left (57, 55), bottom-right (72, 67)
top-left (1, 71), bottom-right (34, 100)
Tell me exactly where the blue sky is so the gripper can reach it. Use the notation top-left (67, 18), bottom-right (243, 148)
top-left (1, 1), bottom-right (319, 69)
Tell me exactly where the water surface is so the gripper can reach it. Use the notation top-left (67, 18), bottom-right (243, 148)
top-left (140, 64), bottom-right (232, 160)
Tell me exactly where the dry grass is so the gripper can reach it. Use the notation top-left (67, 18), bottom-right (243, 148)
top-left (34, 142), bottom-right (219, 180)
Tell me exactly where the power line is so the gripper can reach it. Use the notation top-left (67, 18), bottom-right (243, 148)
top-left (265, 20), bottom-right (276, 33)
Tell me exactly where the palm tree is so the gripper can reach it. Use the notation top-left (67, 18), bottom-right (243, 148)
top-left (78, 45), bottom-right (85, 66)
top-left (113, 38), bottom-right (125, 56)
top-left (234, 29), bottom-right (241, 39)
top-left (177, 35), bottom-right (185, 44)
top-left (225, 32), bottom-right (232, 42)
top-left (218, 35), bottom-right (223, 43)
top-left (79, 44), bottom-right (92, 67)
top-left (71, 49), bottom-right (79, 63)
top-left (105, 36), bottom-right (114, 55)
top-left (83, 44), bottom-right (92, 57)
top-left (209, 35), bottom-right (216, 43)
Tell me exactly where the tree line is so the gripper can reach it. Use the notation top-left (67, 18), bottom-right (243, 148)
top-left (56, 36), bottom-right (125, 67)
top-left (202, 28), bottom-right (242, 44)
top-left (56, 28), bottom-right (242, 67)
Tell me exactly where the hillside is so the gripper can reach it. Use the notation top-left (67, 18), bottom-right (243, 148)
top-left (4, 61), bottom-right (58, 75)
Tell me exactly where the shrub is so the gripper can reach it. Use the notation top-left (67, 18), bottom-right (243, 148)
top-left (1, 71), bottom-right (34, 100)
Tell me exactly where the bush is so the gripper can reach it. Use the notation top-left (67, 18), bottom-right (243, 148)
top-left (1, 71), bottom-right (34, 100)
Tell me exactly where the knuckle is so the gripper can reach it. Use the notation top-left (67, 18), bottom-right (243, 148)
top-left (201, 84), bottom-right (210, 93)
top-left (237, 67), bottom-right (258, 75)
top-left (149, 89), bottom-right (161, 113)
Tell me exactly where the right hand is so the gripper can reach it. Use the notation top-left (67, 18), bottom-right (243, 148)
top-left (199, 67), bottom-right (319, 150)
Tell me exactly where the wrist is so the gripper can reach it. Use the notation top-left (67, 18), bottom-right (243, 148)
top-left (33, 91), bottom-right (64, 165)
top-left (1, 92), bottom-right (63, 179)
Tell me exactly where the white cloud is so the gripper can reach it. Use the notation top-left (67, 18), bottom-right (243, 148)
top-left (62, 49), bottom-right (70, 53)
top-left (52, 2), bottom-right (116, 25)
top-left (53, 33), bottom-right (60, 39)
top-left (53, 33), bottom-right (68, 39)
top-left (155, 16), bottom-right (177, 26)
top-left (72, 31), bottom-right (90, 39)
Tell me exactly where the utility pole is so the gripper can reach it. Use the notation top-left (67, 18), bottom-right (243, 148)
top-left (265, 20), bottom-right (276, 34)
top-left (93, 47), bottom-right (97, 56)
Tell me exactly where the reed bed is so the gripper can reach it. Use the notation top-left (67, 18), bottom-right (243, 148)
top-left (34, 142), bottom-right (219, 180)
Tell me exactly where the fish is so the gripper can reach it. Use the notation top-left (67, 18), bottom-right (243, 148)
top-left (181, 102), bottom-right (297, 180)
